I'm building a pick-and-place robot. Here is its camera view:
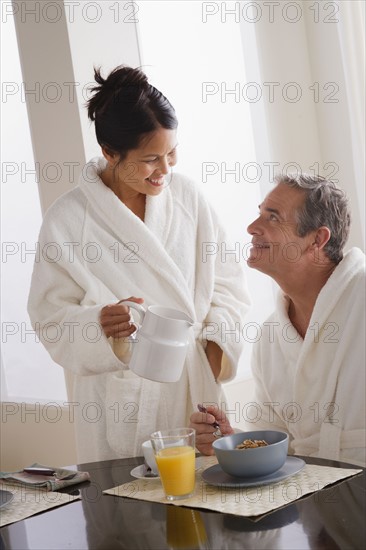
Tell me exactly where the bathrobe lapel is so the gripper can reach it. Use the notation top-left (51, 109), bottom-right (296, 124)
top-left (292, 251), bottom-right (360, 416)
top-left (79, 159), bottom-right (196, 318)
top-left (280, 249), bottom-right (365, 455)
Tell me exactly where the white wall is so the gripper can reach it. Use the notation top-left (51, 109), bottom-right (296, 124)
top-left (0, 402), bottom-right (77, 471)
top-left (240, 0), bottom-right (364, 251)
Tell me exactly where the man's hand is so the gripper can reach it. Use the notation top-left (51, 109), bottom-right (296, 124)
top-left (100, 296), bottom-right (144, 338)
top-left (189, 405), bottom-right (234, 456)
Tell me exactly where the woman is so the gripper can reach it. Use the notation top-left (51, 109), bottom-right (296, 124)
top-left (28, 66), bottom-right (250, 463)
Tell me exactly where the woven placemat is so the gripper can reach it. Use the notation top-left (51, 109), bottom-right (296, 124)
top-left (103, 456), bottom-right (362, 517)
top-left (0, 481), bottom-right (80, 528)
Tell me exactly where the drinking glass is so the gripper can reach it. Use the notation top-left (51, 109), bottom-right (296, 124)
top-left (151, 428), bottom-right (196, 501)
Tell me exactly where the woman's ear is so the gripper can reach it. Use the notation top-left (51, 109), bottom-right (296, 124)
top-left (101, 147), bottom-right (117, 166)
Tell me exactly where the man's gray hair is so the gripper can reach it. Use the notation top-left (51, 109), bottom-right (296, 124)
top-left (275, 173), bottom-right (351, 264)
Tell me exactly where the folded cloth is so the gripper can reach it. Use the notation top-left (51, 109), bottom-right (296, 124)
top-left (0, 463), bottom-right (90, 491)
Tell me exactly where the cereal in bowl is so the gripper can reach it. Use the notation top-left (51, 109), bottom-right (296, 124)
top-left (236, 438), bottom-right (268, 450)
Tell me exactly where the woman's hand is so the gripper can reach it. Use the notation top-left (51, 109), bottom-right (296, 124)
top-left (189, 405), bottom-right (234, 456)
top-left (205, 340), bottom-right (223, 380)
top-left (100, 296), bottom-right (144, 338)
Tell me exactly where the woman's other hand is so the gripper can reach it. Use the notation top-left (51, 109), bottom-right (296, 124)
top-left (205, 340), bottom-right (223, 380)
top-left (100, 296), bottom-right (144, 338)
top-left (189, 405), bottom-right (234, 456)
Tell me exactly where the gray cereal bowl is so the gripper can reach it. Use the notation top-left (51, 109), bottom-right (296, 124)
top-left (212, 430), bottom-right (289, 478)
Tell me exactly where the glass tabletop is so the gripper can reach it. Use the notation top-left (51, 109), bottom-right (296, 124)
top-left (0, 455), bottom-right (364, 549)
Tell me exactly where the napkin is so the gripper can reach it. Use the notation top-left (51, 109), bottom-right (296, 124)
top-left (0, 463), bottom-right (90, 491)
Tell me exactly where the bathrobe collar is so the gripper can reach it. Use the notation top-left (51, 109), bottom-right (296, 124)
top-left (79, 157), bottom-right (195, 318)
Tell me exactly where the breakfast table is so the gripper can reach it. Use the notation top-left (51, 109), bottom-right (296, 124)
top-left (0, 455), bottom-right (365, 549)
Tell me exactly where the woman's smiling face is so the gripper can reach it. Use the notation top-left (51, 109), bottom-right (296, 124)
top-left (104, 128), bottom-right (178, 197)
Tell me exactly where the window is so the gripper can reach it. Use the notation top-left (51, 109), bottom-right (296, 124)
top-left (1, 14), bottom-right (67, 402)
top-left (137, 1), bottom-right (275, 377)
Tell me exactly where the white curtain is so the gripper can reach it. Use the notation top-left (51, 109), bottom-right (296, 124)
top-left (337, 0), bottom-right (365, 227)
top-left (240, 0), bottom-right (365, 251)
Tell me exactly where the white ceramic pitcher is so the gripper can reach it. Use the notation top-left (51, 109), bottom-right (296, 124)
top-left (122, 301), bottom-right (194, 383)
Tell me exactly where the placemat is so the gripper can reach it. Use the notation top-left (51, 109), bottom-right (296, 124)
top-left (103, 456), bottom-right (362, 518)
top-left (0, 481), bottom-right (80, 528)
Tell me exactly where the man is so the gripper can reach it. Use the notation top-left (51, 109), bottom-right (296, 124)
top-left (191, 174), bottom-right (365, 466)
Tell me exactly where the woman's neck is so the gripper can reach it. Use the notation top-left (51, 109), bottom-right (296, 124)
top-left (100, 168), bottom-right (146, 221)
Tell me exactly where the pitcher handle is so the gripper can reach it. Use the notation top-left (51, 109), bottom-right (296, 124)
top-left (118, 300), bottom-right (146, 334)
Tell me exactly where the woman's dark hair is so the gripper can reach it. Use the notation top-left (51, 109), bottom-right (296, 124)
top-left (87, 65), bottom-right (178, 160)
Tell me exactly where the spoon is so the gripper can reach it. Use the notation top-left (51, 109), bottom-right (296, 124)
top-left (142, 462), bottom-right (159, 478)
top-left (197, 404), bottom-right (222, 437)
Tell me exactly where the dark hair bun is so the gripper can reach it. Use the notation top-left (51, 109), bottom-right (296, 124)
top-left (86, 64), bottom-right (177, 159)
top-left (88, 66), bottom-right (149, 121)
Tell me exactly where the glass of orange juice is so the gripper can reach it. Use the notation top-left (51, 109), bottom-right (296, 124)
top-left (151, 428), bottom-right (196, 501)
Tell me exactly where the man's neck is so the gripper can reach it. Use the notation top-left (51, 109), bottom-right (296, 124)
top-left (279, 263), bottom-right (337, 338)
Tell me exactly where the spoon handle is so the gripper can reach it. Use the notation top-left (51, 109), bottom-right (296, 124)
top-left (197, 404), bottom-right (220, 429)
top-left (142, 462), bottom-right (159, 478)
top-left (23, 467), bottom-right (55, 476)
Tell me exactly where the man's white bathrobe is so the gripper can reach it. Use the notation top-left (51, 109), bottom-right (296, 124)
top-left (251, 248), bottom-right (365, 466)
top-left (28, 158), bottom-right (250, 463)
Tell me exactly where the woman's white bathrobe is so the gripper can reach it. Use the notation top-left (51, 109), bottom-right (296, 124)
top-left (28, 157), bottom-right (250, 463)
top-left (251, 247), bottom-right (365, 466)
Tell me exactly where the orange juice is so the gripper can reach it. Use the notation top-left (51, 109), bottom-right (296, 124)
top-left (166, 507), bottom-right (207, 549)
top-left (156, 445), bottom-right (195, 497)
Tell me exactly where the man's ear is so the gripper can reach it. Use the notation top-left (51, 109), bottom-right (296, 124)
top-left (313, 226), bottom-right (331, 250)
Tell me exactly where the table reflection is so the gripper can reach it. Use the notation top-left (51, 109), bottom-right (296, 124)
top-left (2, 457), bottom-right (362, 550)
top-left (80, 462), bottom-right (164, 549)
top-left (166, 507), bottom-right (208, 549)
top-left (300, 476), bottom-right (366, 549)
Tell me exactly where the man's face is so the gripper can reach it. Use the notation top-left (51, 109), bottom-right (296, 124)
top-left (247, 183), bottom-right (315, 277)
